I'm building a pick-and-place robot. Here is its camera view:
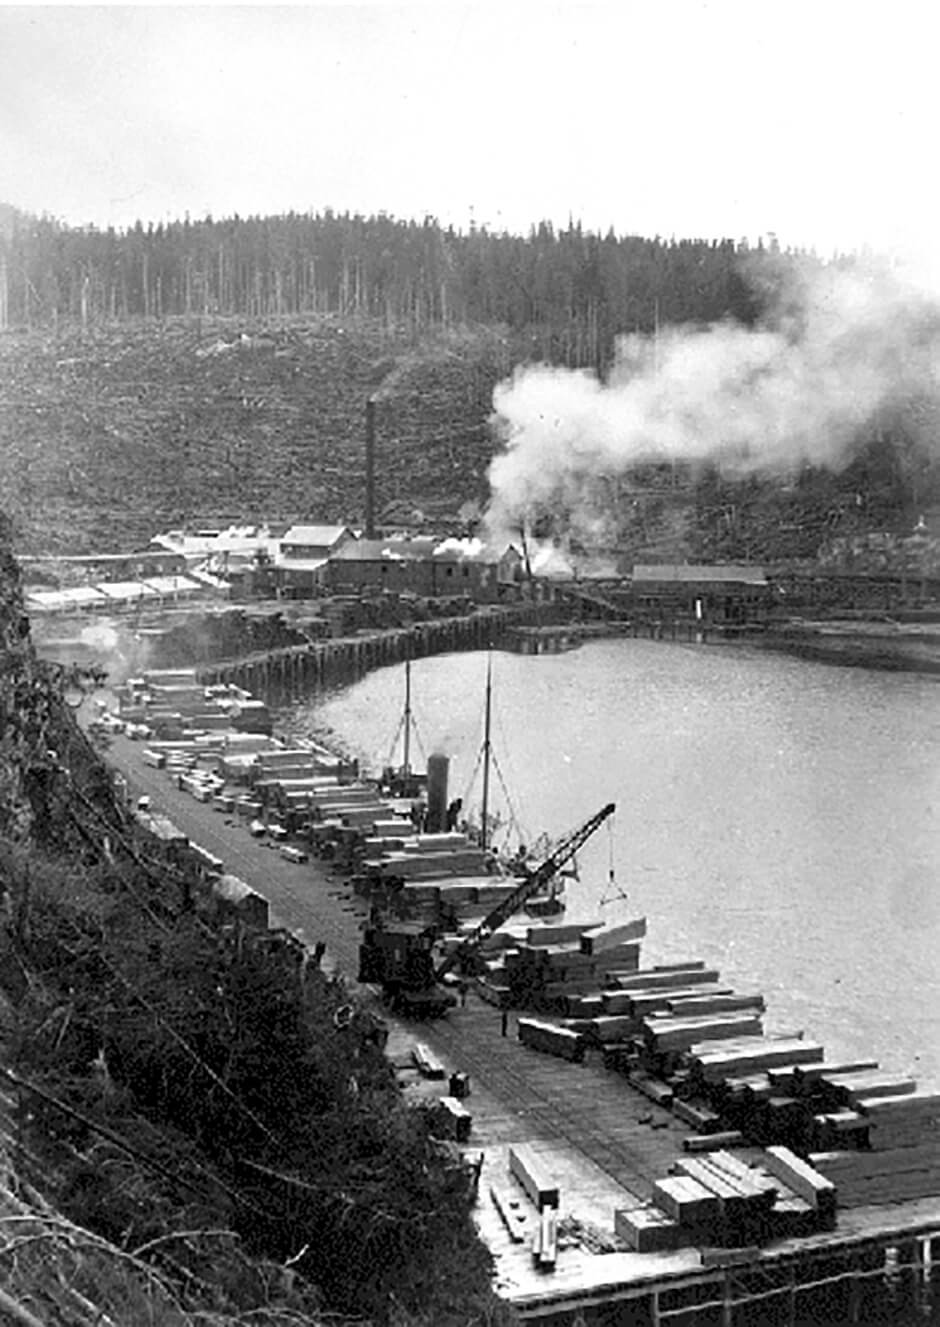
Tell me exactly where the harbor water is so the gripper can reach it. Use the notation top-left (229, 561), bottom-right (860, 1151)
top-left (281, 637), bottom-right (940, 1084)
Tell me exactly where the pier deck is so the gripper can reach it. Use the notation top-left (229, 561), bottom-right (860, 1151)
top-left (92, 718), bottom-right (940, 1323)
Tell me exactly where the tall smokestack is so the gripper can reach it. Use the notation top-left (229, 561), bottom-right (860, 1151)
top-left (365, 396), bottom-right (376, 539)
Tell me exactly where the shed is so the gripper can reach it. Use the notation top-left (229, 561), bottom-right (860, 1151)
top-left (324, 538), bottom-right (521, 600)
top-left (631, 564), bottom-right (771, 623)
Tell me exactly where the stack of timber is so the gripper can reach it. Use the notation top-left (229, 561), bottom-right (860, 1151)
top-left (508, 1145), bottom-right (559, 1269)
top-left (492, 919), bottom-right (648, 1009)
top-left (633, 1145), bottom-right (834, 1252)
top-left (517, 1017), bottom-right (586, 1063)
top-left (809, 1140), bottom-right (940, 1207)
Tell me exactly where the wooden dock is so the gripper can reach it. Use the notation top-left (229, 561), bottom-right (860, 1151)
top-left (96, 719), bottom-right (940, 1326)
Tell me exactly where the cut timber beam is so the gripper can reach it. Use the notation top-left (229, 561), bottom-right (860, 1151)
top-left (509, 1145), bottom-right (559, 1211)
top-left (579, 916), bottom-right (647, 955)
top-left (615, 1205), bottom-right (680, 1252)
top-left (762, 1146), bottom-right (837, 1216)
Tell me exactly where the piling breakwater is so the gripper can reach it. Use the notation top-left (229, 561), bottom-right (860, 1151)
top-left (195, 603), bottom-right (552, 699)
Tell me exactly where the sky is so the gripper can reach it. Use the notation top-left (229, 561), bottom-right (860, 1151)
top-left (0, 1), bottom-right (937, 258)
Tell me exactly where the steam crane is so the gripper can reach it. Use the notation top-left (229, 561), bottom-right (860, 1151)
top-left (358, 802), bottom-right (616, 1016)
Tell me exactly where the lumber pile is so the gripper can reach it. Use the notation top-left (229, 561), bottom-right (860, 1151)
top-left (509, 1145), bottom-right (559, 1210)
top-left (579, 916), bottom-right (647, 955)
top-left (430, 1096), bottom-right (472, 1143)
top-left (517, 1017), bottom-right (586, 1063)
top-left (411, 1043), bottom-right (446, 1080)
top-left (809, 1143), bottom-right (940, 1207)
top-left (614, 1205), bottom-right (680, 1252)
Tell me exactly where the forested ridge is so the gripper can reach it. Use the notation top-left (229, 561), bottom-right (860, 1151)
top-left (1, 205), bottom-right (779, 357)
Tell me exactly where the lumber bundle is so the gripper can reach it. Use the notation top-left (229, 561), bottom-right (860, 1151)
top-left (589, 1014), bottom-right (641, 1044)
top-left (808, 1110), bottom-right (869, 1151)
top-left (667, 992), bottom-right (765, 1018)
top-left (673, 1099), bottom-right (724, 1133)
top-left (652, 1175), bottom-right (720, 1225)
top-left (509, 1145), bottom-right (559, 1210)
top-left (691, 1039), bottom-right (824, 1084)
top-left (791, 1058), bottom-right (878, 1090)
top-left (607, 965), bottom-right (718, 992)
top-left (411, 1043), bottom-right (446, 1080)
top-left (526, 921), bottom-right (602, 947)
top-left (517, 1017), bottom-right (586, 1063)
top-left (683, 1131), bottom-right (746, 1153)
top-left (614, 1205), bottom-right (680, 1252)
top-left (761, 1146), bottom-right (837, 1222)
top-left (644, 1012), bottom-right (764, 1054)
top-left (431, 1096), bottom-right (472, 1143)
top-left (628, 1072), bottom-right (674, 1107)
top-left (856, 1089), bottom-right (940, 1149)
top-left (809, 1144), bottom-right (940, 1207)
top-left (821, 1070), bottom-right (918, 1109)
top-left (578, 916), bottom-right (647, 955)
top-left (606, 984), bottom-right (734, 1018)
top-left (533, 1205), bottom-right (558, 1268)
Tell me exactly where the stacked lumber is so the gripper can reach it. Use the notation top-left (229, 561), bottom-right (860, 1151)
top-left (431, 1096), bottom-right (472, 1143)
top-left (820, 1070), bottom-right (917, 1110)
top-left (411, 1043), bottom-right (446, 1080)
top-left (504, 938), bottom-right (644, 1006)
top-left (643, 1012), bottom-right (764, 1055)
top-left (761, 1146), bottom-right (837, 1228)
top-left (809, 1143), bottom-right (940, 1207)
top-left (673, 1156), bottom-right (774, 1244)
top-left (527, 921), bottom-right (602, 947)
top-left (653, 1175), bottom-right (720, 1226)
top-left (578, 916), bottom-right (647, 955)
top-left (517, 1017), bottom-right (586, 1063)
top-left (614, 1205), bottom-right (680, 1252)
top-left (589, 1014), bottom-right (641, 1044)
top-left (807, 1109), bottom-right (869, 1152)
top-left (856, 1089), bottom-right (940, 1150)
top-left (509, 1145), bottom-right (559, 1210)
top-left (690, 1038), bottom-right (825, 1085)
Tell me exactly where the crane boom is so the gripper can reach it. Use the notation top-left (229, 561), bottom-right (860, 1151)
top-left (435, 802), bottom-right (616, 980)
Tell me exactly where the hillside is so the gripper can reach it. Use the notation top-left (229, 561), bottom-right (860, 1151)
top-left (0, 513), bottom-right (514, 1325)
top-left (2, 308), bottom-right (937, 568)
top-left (0, 315), bottom-right (515, 555)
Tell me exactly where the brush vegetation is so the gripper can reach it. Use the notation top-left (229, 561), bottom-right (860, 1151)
top-left (0, 516), bottom-right (514, 1326)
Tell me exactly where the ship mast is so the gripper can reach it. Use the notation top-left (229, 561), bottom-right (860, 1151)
top-left (480, 650), bottom-right (493, 851)
top-left (402, 655), bottom-right (412, 776)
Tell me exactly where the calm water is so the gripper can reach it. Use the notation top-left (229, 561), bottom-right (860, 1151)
top-left (282, 639), bottom-right (940, 1082)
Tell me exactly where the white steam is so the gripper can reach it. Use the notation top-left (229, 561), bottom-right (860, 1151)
top-left (485, 258), bottom-right (940, 543)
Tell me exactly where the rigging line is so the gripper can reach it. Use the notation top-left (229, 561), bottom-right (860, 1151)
top-left (489, 752), bottom-right (526, 846)
top-left (384, 711), bottom-right (406, 768)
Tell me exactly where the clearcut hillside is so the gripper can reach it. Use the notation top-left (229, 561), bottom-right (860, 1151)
top-left (0, 315), bottom-right (511, 555)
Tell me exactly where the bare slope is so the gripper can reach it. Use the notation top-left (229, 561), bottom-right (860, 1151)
top-left (0, 316), bottom-right (510, 555)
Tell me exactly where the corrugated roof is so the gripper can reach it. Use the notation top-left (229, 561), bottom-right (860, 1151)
top-left (633, 564), bottom-right (768, 586)
top-left (281, 524), bottom-right (354, 547)
top-left (96, 580), bottom-right (162, 599)
top-left (141, 575), bottom-right (202, 594)
top-left (26, 585), bottom-right (108, 609)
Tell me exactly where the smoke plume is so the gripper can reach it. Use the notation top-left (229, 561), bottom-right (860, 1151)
top-left (484, 257), bottom-right (940, 545)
